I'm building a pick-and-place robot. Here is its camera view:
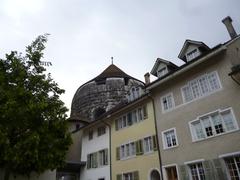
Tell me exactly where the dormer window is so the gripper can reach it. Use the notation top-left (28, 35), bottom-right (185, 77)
top-left (150, 58), bottom-right (178, 79)
top-left (178, 40), bottom-right (210, 62)
top-left (127, 86), bottom-right (143, 102)
top-left (186, 48), bottom-right (200, 61)
top-left (157, 67), bottom-right (168, 78)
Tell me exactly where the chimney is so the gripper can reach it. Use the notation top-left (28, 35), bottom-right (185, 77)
top-left (222, 16), bottom-right (237, 39)
top-left (144, 72), bottom-right (150, 85)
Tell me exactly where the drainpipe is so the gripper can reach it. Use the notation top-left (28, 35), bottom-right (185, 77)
top-left (148, 94), bottom-right (164, 180)
top-left (101, 121), bottom-right (112, 180)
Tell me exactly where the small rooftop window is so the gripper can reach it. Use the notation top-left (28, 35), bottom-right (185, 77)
top-left (157, 67), bottom-right (168, 78)
top-left (186, 48), bottom-right (200, 61)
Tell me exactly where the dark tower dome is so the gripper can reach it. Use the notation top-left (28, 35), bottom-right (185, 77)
top-left (70, 64), bottom-right (144, 122)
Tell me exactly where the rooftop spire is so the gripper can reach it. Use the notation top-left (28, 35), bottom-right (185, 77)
top-left (111, 57), bottom-right (114, 64)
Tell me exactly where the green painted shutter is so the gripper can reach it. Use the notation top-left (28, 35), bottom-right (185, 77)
top-left (136, 140), bottom-right (143, 155)
top-left (127, 112), bottom-right (132, 126)
top-left (115, 119), bottom-right (119, 131)
top-left (152, 135), bottom-right (158, 151)
top-left (203, 160), bottom-right (214, 180)
top-left (116, 147), bottom-right (120, 160)
top-left (133, 171), bottom-right (139, 180)
top-left (213, 158), bottom-right (228, 180)
top-left (87, 154), bottom-right (90, 169)
top-left (116, 174), bottom-right (122, 180)
top-left (143, 105), bottom-right (148, 119)
top-left (104, 149), bottom-right (108, 165)
top-left (179, 165), bottom-right (189, 180)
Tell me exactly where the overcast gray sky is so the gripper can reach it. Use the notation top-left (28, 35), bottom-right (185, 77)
top-left (1, 0), bottom-right (240, 116)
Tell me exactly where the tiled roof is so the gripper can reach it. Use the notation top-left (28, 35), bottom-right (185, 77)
top-left (94, 64), bottom-right (132, 80)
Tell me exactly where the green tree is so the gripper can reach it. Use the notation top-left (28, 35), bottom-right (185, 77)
top-left (0, 34), bottom-right (72, 180)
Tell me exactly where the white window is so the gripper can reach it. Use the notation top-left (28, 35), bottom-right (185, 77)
top-left (186, 48), bottom-right (200, 61)
top-left (143, 136), bottom-right (153, 153)
top-left (97, 126), bottom-right (106, 136)
top-left (190, 108), bottom-right (238, 141)
top-left (120, 142), bottom-right (136, 159)
top-left (127, 86), bottom-right (142, 102)
top-left (188, 162), bottom-right (205, 180)
top-left (98, 149), bottom-right (108, 166)
top-left (88, 129), bottom-right (93, 140)
top-left (123, 173), bottom-right (133, 180)
top-left (115, 105), bottom-right (147, 131)
top-left (87, 152), bottom-right (97, 169)
top-left (224, 155), bottom-right (240, 179)
top-left (137, 107), bottom-right (143, 121)
top-left (162, 128), bottom-right (178, 149)
top-left (161, 93), bottom-right (175, 112)
top-left (182, 71), bottom-right (221, 103)
top-left (117, 171), bottom-right (139, 180)
top-left (157, 67), bottom-right (168, 78)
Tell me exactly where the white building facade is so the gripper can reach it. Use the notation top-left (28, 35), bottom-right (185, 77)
top-left (80, 123), bottom-right (110, 180)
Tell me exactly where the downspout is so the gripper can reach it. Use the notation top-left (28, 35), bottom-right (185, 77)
top-left (148, 94), bottom-right (164, 180)
top-left (101, 121), bottom-right (112, 180)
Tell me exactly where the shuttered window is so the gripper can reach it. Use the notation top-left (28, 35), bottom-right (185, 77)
top-left (87, 149), bottom-right (109, 169)
top-left (115, 105), bottom-right (148, 131)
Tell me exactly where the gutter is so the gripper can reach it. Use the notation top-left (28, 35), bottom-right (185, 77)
top-left (146, 45), bottom-right (227, 90)
top-left (101, 121), bottom-right (112, 180)
top-left (148, 94), bottom-right (164, 180)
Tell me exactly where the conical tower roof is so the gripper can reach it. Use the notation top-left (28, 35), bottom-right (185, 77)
top-left (70, 64), bottom-right (144, 122)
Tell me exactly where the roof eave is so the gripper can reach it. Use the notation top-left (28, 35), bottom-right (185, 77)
top-left (147, 45), bottom-right (226, 90)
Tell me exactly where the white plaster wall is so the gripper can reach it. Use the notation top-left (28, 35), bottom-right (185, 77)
top-left (80, 125), bottom-right (110, 180)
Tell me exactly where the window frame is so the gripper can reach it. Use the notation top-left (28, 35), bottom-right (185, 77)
top-left (162, 128), bottom-right (179, 150)
top-left (189, 107), bottom-right (239, 142)
top-left (157, 66), bottom-right (168, 78)
top-left (88, 129), bottom-right (93, 140)
top-left (186, 48), bottom-right (200, 61)
top-left (115, 105), bottom-right (147, 131)
top-left (143, 136), bottom-right (154, 154)
top-left (97, 126), bottom-right (106, 137)
top-left (181, 71), bottom-right (222, 104)
top-left (161, 93), bottom-right (175, 112)
top-left (119, 141), bottom-right (136, 160)
top-left (188, 162), bottom-right (206, 180)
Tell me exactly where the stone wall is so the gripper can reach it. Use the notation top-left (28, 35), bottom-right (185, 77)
top-left (71, 77), bottom-right (143, 122)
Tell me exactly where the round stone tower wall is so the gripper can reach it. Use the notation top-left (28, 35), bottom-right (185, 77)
top-left (70, 77), bottom-right (143, 122)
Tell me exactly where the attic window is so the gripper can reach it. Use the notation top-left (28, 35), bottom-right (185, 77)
top-left (186, 49), bottom-right (200, 61)
top-left (157, 67), bottom-right (168, 78)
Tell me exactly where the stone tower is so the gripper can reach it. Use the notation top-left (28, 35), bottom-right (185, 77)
top-left (69, 64), bottom-right (144, 124)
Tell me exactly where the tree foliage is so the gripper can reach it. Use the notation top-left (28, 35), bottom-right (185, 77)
top-left (0, 34), bottom-right (72, 179)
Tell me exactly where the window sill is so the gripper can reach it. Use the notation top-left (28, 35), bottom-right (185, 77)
top-left (192, 128), bottom-right (239, 143)
top-left (163, 145), bottom-right (179, 150)
top-left (182, 88), bottom-right (222, 107)
top-left (120, 155), bottom-right (136, 161)
top-left (162, 107), bottom-right (175, 114)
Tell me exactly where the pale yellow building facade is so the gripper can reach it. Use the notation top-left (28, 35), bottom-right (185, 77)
top-left (108, 97), bottom-right (161, 180)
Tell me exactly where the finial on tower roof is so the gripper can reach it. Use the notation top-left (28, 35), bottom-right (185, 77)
top-left (111, 57), bottom-right (114, 64)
